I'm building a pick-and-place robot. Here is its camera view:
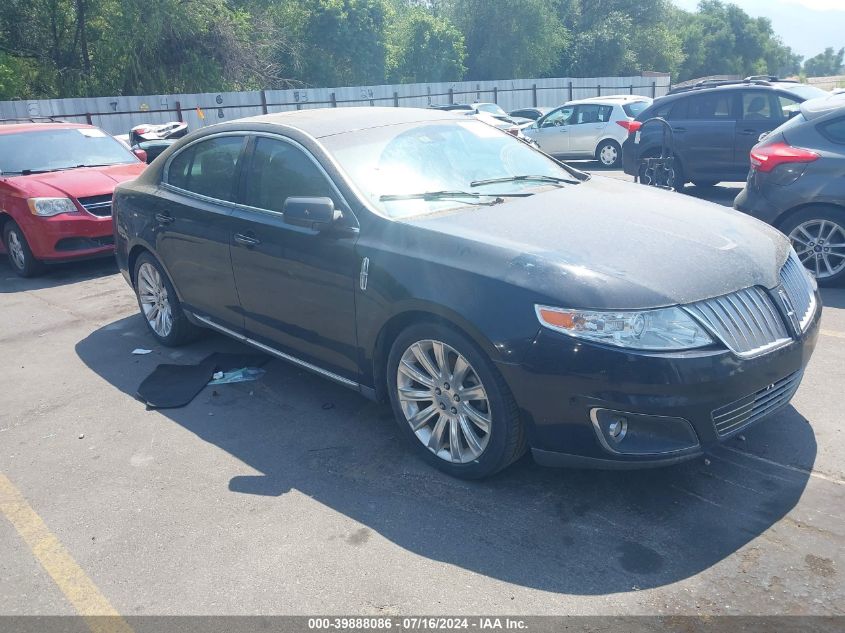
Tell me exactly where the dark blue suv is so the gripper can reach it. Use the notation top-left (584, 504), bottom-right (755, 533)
top-left (622, 77), bottom-right (828, 188)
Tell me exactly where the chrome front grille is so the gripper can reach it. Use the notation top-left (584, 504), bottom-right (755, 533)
top-left (778, 250), bottom-right (817, 333)
top-left (684, 250), bottom-right (818, 358)
top-left (78, 194), bottom-right (113, 217)
top-left (711, 370), bottom-right (802, 437)
top-left (685, 286), bottom-right (791, 358)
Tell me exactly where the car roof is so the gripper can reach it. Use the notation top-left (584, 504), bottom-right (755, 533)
top-left (800, 92), bottom-right (845, 121)
top-left (0, 121), bottom-right (95, 135)
top-left (565, 96), bottom-right (650, 106)
top-left (240, 107), bottom-right (464, 138)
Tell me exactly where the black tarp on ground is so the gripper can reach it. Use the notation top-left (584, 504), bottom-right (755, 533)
top-left (136, 352), bottom-right (270, 409)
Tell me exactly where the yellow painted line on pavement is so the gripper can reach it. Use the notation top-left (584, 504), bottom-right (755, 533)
top-left (821, 329), bottom-right (845, 340)
top-left (0, 472), bottom-right (133, 633)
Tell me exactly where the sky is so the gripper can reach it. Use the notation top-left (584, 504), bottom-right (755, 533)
top-left (672, 0), bottom-right (845, 60)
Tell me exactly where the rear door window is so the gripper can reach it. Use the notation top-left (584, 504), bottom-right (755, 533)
top-left (741, 92), bottom-right (776, 121)
top-left (573, 104), bottom-right (613, 124)
top-left (688, 93), bottom-right (734, 120)
top-left (167, 136), bottom-right (246, 202)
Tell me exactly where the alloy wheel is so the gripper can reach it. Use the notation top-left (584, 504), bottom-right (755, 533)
top-left (599, 143), bottom-right (618, 167)
top-left (7, 229), bottom-right (26, 270)
top-left (137, 262), bottom-right (173, 337)
top-left (396, 339), bottom-right (491, 464)
top-left (789, 219), bottom-right (845, 279)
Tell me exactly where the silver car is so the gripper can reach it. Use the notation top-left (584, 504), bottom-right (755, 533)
top-left (523, 95), bottom-right (652, 167)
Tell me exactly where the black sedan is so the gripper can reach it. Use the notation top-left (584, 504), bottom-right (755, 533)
top-left (113, 107), bottom-right (820, 478)
top-left (735, 93), bottom-right (845, 285)
top-left (509, 107), bottom-right (551, 121)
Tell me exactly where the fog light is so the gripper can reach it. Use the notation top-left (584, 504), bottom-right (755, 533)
top-left (590, 408), bottom-right (699, 455)
top-left (607, 416), bottom-right (628, 442)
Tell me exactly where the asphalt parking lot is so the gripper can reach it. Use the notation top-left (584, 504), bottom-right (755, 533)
top-left (1, 167), bottom-right (843, 618)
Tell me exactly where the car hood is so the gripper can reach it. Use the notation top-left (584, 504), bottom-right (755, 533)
top-left (401, 176), bottom-right (790, 310)
top-left (5, 163), bottom-right (146, 199)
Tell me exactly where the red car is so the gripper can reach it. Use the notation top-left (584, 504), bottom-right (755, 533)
top-left (0, 121), bottom-right (147, 276)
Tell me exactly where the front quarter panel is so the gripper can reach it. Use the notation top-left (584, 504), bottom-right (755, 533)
top-left (355, 219), bottom-right (543, 389)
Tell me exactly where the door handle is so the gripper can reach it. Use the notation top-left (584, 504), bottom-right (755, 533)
top-left (234, 233), bottom-right (261, 247)
top-left (739, 129), bottom-right (758, 136)
top-left (672, 127), bottom-right (687, 133)
top-left (155, 212), bottom-right (174, 225)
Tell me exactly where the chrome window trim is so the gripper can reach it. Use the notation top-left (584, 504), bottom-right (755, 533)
top-left (190, 313), bottom-right (359, 389)
top-left (161, 130), bottom-right (353, 218)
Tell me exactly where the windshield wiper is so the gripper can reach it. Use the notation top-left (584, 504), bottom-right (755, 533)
top-left (470, 174), bottom-right (580, 187)
top-left (19, 168), bottom-right (58, 175)
top-left (379, 189), bottom-right (534, 202)
top-left (18, 163), bottom-right (122, 176)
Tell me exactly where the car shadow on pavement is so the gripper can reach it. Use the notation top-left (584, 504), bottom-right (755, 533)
top-left (75, 315), bottom-right (817, 595)
top-left (0, 256), bottom-right (117, 293)
top-left (819, 287), bottom-right (845, 308)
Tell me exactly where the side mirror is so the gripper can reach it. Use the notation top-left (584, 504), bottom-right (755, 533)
top-left (133, 148), bottom-right (148, 163)
top-left (758, 131), bottom-right (769, 142)
top-left (283, 197), bottom-right (337, 230)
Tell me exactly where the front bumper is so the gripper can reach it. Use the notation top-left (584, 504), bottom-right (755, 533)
top-left (19, 212), bottom-right (114, 261)
top-left (497, 299), bottom-right (820, 468)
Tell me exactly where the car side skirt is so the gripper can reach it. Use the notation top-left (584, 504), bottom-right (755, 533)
top-left (188, 312), bottom-right (377, 400)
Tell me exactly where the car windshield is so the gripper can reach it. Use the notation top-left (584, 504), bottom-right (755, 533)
top-left (785, 85), bottom-right (829, 101)
top-left (623, 101), bottom-right (649, 117)
top-left (0, 127), bottom-right (136, 175)
top-left (323, 120), bottom-right (579, 218)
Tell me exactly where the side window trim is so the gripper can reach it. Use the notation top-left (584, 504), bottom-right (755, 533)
top-left (161, 132), bottom-right (249, 205)
top-left (228, 132), bottom-right (355, 222)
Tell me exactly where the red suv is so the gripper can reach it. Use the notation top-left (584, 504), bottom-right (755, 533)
top-left (0, 121), bottom-right (147, 276)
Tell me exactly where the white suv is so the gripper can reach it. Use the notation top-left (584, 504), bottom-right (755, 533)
top-left (523, 95), bottom-right (652, 167)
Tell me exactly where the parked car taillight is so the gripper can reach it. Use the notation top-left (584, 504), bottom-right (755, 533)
top-left (750, 142), bottom-right (819, 173)
top-left (616, 120), bottom-right (642, 134)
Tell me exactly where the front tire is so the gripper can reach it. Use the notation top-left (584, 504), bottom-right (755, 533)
top-left (596, 139), bottom-right (622, 168)
top-left (133, 253), bottom-right (201, 345)
top-left (779, 207), bottom-right (845, 286)
top-left (386, 322), bottom-right (525, 479)
top-left (3, 221), bottom-right (44, 277)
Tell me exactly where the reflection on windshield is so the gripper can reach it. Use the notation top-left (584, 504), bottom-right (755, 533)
top-left (0, 128), bottom-right (136, 175)
top-left (324, 120), bottom-right (578, 218)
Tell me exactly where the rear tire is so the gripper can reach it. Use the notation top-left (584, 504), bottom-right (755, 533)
top-left (779, 207), bottom-right (845, 286)
top-left (386, 322), bottom-right (526, 479)
top-left (3, 221), bottom-right (44, 278)
top-left (133, 253), bottom-right (202, 345)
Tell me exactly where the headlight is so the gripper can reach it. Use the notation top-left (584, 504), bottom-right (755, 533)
top-left (535, 304), bottom-right (714, 351)
top-left (27, 198), bottom-right (79, 217)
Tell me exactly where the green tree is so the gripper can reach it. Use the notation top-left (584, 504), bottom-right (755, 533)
top-left (289, 0), bottom-right (390, 87)
top-left (804, 47), bottom-right (845, 77)
top-left (447, 0), bottom-right (566, 80)
top-left (554, 0), bottom-right (684, 77)
top-left (674, 1), bottom-right (801, 82)
top-left (387, 6), bottom-right (466, 83)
